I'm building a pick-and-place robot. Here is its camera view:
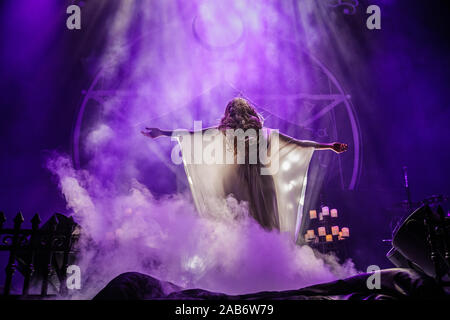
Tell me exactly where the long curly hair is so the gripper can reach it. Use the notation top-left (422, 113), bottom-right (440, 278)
top-left (218, 97), bottom-right (263, 132)
top-left (218, 98), bottom-right (279, 230)
top-left (218, 97), bottom-right (264, 164)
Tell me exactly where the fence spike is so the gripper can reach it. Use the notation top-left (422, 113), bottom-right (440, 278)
top-left (13, 212), bottom-right (25, 227)
top-left (31, 213), bottom-right (41, 229)
top-left (48, 214), bottom-right (59, 230)
top-left (0, 211), bottom-right (6, 228)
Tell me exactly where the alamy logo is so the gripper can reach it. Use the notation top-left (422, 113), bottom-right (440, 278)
top-left (66, 265), bottom-right (81, 290)
top-left (366, 5), bottom-right (381, 30)
top-left (66, 5), bottom-right (81, 30)
top-left (366, 265), bottom-right (381, 289)
top-left (170, 121), bottom-right (280, 175)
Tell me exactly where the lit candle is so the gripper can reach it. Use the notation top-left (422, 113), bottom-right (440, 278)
top-left (318, 227), bottom-right (326, 236)
top-left (341, 227), bottom-right (350, 237)
top-left (331, 226), bottom-right (339, 235)
top-left (326, 234), bottom-right (333, 242)
top-left (309, 210), bottom-right (317, 219)
top-left (331, 208), bottom-right (338, 218)
top-left (322, 206), bottom-right (330, 216)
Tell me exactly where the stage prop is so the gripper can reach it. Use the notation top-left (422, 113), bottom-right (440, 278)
top-left (93, 269), bottom-right (448, 300)
top-left (303, 205), bottom-right (350, 259)
top-left (386, 195), bottom-right (450, 285)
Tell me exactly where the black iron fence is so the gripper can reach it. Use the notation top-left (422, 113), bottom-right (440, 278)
top-left (0, 212), bottom-right (79, 298)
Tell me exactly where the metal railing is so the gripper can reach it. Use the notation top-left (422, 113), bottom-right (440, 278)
top-left (0, 212), bottom-right (79, 298)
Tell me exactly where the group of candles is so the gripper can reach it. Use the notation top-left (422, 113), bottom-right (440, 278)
top-left (304, 207), bottom-right (350, 242)
top-left (308, 206), bottom-right (338, 219)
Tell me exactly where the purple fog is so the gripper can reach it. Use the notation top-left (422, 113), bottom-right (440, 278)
top-left (47, 155), bottom-right (355, 298)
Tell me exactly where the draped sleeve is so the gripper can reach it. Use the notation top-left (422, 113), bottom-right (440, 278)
top-left (175, 129), bottom-right (238, 220)
top-left (270, 131), bottom-right (315, 241)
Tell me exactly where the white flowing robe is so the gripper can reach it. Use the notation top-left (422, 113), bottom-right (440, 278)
top-left (176, 128), bottom-right (314, 241)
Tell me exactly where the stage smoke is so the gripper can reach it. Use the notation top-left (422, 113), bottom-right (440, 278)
top-left (47, 154), bottom-right (356, 299)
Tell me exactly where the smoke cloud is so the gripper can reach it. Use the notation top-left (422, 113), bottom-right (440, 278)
top-left (47, 153), bottom-right (356, 299)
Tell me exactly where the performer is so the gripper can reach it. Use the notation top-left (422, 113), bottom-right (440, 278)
top-left (142, 98), bottom-right (348, 241)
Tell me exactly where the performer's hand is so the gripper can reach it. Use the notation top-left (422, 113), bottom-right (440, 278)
top-left (141, 127), bottom-right (162, 139)
top-left (331, 142), bottom-right (348, 153)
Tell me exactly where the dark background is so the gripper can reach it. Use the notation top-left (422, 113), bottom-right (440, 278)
top-left (0, 0), bottom-right (449, 271)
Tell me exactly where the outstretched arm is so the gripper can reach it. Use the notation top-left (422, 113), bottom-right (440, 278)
top-left (141, 128), bottom-right (174, 139)
top-left (279, 132), bottom-right (348, 154)
top-left (141, 126), bottom-right (217, 139)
